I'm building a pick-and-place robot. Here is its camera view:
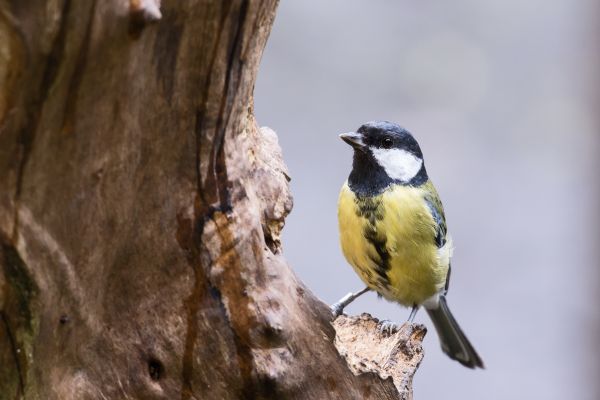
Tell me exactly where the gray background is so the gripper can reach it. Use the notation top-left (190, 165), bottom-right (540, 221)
top-left (255, 1), bottom-right (599, 399)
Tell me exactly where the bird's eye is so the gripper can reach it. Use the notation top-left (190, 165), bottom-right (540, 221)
top-left (382, 137), bottom-right (393, 149)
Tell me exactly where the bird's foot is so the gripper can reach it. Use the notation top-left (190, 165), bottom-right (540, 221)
top-left (378, 319), bottom-right (400, 336)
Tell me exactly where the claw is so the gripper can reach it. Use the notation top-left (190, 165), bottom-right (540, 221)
top-left (378, 320), bottom-right (400, 336)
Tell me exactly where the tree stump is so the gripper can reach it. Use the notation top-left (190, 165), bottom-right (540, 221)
top-left (0, 1), bottom-right (425, 398)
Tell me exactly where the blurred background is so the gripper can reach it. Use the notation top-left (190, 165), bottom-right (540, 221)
top-left (254, 1), bottom-right (599, 399)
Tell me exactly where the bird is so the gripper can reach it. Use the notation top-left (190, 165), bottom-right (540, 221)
top-left (332, 120), bottom-right (484, 369)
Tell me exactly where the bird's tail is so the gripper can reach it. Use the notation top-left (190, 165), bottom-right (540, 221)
top-left (426, 295), bottom-right (484, 369)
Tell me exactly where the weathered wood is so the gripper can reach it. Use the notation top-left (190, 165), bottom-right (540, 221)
top-left (333, 315), bottom-right (426, 400)
top-left (0, 1), bottom-right (424, 398)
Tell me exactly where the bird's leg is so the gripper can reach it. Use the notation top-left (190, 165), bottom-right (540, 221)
top-left (330, 287), bottom-right (370, 317)
top-left (407, 304), bottom-right (419, 322)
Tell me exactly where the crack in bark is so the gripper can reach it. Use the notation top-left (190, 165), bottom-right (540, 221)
top-left (193, 2), bottom-right (260, 398)
top-left (184, 3), bottom-right (250, 393)
top-left (215, 2), bottom-right (250, 208)
top-left (183, 4), bottom-right (255, 394)
top-left (193, 3), bottom-right (230, 207)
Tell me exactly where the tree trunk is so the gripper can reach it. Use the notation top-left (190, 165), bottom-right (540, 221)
top-left (0, 1), bottom-right (424, 399)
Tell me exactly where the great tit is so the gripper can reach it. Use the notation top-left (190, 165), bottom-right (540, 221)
top-left (332, 121), bottom-right (484, 369)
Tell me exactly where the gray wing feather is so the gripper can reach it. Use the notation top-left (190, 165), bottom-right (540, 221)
top-left (424, 197), bottom-right (447, 248)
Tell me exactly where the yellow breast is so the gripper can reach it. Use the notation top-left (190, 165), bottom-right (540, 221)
top-left (337, 181), bottom-right (450, 306)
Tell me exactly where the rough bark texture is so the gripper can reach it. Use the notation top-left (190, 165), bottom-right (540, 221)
top-left (333, 315), bottom-right (426, 400)
top-left (0, 1), bottom-right (424, 399)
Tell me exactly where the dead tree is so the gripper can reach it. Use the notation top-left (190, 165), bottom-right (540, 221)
top-left (0, 1), bottom-right (425, 398)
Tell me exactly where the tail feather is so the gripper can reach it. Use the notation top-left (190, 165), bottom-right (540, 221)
top-left (426, 296), bottom-right (484, 369)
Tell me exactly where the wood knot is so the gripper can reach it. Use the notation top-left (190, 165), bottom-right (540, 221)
top-left (147, 357), bottom-right (164, 381)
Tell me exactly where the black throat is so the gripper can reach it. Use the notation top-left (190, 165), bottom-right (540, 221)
top-left (347, 150), bottom-right (428, 196)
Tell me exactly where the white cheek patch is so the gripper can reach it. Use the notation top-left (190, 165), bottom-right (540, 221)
top-left (370, 148), bottom-right (423, 182)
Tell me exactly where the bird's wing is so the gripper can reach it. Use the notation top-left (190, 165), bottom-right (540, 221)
top-left (424, 194), bottom-right (447, 248)
top-left (422, 183), bottom-right (451, 294)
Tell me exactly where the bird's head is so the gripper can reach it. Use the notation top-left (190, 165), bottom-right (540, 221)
top-left (340, 121), bottom-right (426, 186)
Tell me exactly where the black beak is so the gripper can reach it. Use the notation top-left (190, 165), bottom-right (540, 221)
top-left (339, 132), bottom-right (366, 150)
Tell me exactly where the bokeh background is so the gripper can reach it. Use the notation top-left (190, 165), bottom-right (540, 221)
top-left (254, 1), bottom-right (599, 399)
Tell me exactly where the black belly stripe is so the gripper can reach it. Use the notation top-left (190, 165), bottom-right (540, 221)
top-left (355, 197), bottom-right (384, 225)
top-left (364, 225), bottom-right (390, 281)
top-left (355, 197), bottom-right (390, 285)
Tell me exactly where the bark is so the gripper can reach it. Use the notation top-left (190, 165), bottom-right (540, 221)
top-left (0, 1), bottom-right (425, 399)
